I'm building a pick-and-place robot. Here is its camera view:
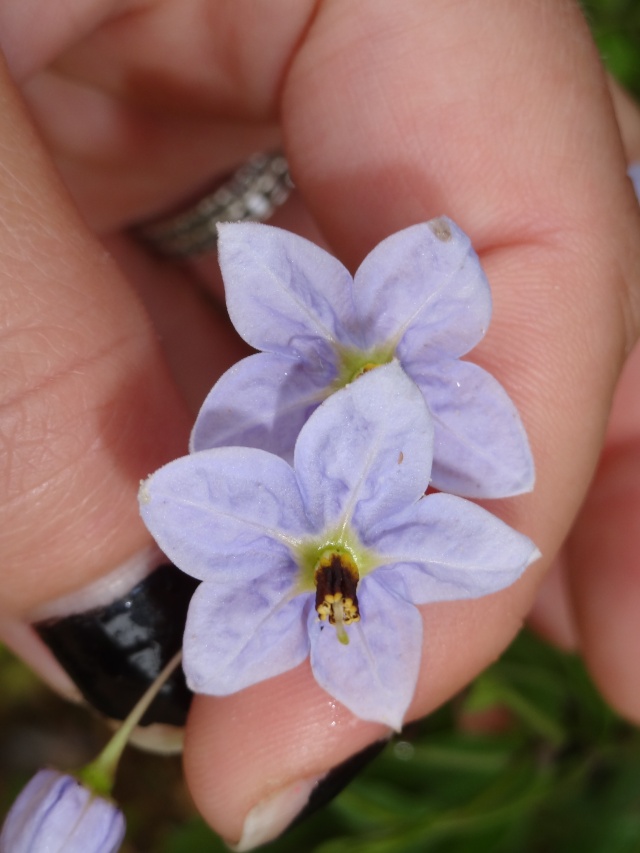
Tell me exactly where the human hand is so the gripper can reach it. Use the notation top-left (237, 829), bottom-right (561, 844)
top-left (1, 1), bottom-right (639, 848)
top-left (528, 75), bottom-right (640, 717)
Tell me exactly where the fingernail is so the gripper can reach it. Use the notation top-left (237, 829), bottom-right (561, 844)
top-left (31, 547), bottom-right (198, 750)
top-left (290, 738), bottom-right (389, 827)
top-left (230, 777), bottom-right (321, 853)
top-left (0, 619), bottom-right (82, 701)
top-left (231, 739), bottom-right (388, 851)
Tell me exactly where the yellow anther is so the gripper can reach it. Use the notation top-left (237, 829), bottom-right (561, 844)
top-left (353, 362), bottom-right (379, 380)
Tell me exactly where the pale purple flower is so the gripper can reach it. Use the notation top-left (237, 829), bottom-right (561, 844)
top-left (191, 217), bottom-right (534, 498)
top-left (630, 163), bottom-right (640, 201)
top-left (140, 364), bottom-right (538, 730)
top-left (0, 770), bottom-right (125, 853)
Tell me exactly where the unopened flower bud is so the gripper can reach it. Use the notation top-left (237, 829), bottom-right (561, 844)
top-left (0, 769), bottom-right (125, 853)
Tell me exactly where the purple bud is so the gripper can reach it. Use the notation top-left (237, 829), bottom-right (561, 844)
top-left (0, 769), bottom-right (125, 853)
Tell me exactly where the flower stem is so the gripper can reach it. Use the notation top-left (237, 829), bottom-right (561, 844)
top-left (79, 650), bottom-right (183, 796)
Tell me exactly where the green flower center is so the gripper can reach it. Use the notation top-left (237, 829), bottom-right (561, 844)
top-left (334, 346), bottom-right (395, 389)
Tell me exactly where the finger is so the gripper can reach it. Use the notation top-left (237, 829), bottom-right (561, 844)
top-left (183, 0), bottom-right (640, 845)
top-left (102, 234), bottom-right (250, 412)
top-left (0, 56), bottom-right (240, 742)
top-left (0, 0), bottom-right (115, 80)
top-left (0, 53), bottom-right (188, 610)
top-left (566, 427), bottom-right (640, 721)
top-left (561, 83), bottom-right (640, 721)
top-left (527, 79), bottom-right (640, 653)
top-left (7, 0), bottom-right (312, 231)
top-left (22, 68), bottom-right (282, 231)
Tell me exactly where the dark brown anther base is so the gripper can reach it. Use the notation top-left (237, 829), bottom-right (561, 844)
top-left (314, 553), bottom-right (360, 625)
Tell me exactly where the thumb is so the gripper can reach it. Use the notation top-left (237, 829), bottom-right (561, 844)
top-left (0, 55), bottom-right (194, 741)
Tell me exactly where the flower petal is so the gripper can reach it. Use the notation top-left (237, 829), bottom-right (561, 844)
top-left (309, 575), bottom-right (422, 730)
top-left (139, 447), bottom-right (310, 582)
top-left (183, 572), bottom-right (311, 695)
top-left (190, 352), bottom-right (333, 463)
top-left (218, 222), bottom-right (361, 358)
top-left (403, 357), bottom-right (535, 497)
top-left (369, 492), bottom-right (539, 602)
top-left (354, 218), bottom-right (492, 357)
top-left (294, 362), bottom-right (433, 534)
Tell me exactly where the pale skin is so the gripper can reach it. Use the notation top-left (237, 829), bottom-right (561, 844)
top-left (1, 0), bottom-right (640, 844)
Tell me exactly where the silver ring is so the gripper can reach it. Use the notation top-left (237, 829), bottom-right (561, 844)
top-left (137, 151), bottom-right (293, 258)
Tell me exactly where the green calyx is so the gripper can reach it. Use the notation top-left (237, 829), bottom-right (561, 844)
top-left (333, 346), bottom-right (395, 390)
top-left (77, 762), bottom-right (113, 799)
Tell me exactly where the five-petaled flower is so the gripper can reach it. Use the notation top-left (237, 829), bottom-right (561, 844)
top-left (0, 769), bottom-right (125, 853)
top-left (139, 364), bottom-right (538, 730)
top-left (190, 218), bottom-right (534, 498)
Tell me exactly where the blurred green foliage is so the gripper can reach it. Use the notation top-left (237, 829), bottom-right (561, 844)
top-left (236, 631), bottom-right (640, 853)
top-left (2, 2), bottom-right (640, 851)
top-left (6, 631), bottom-right (640, 853)
top-left (583, 0), bottom-right (640, 96)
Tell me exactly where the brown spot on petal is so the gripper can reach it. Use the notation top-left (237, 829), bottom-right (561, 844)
top-left (428, 217), bottom-right (452, 242)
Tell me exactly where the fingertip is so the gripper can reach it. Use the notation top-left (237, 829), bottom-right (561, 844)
top-left (182, 582), bottom-right (540, 846)
top-left (183, 664), bottom-right (387, 845)
top-left (568, 440), bottom-right (640, 724)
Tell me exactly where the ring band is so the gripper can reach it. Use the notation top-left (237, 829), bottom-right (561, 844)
top-left (138, 151), bottom-right (292, 258)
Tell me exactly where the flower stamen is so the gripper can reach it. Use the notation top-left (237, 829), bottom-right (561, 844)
top-left (314, 551), bottom-right (360, 645)
top-left (352, 362), bottom-right (380, 380)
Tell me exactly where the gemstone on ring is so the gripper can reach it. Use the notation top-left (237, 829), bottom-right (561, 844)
top-left (137, 151), bottom-right (293, 258)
